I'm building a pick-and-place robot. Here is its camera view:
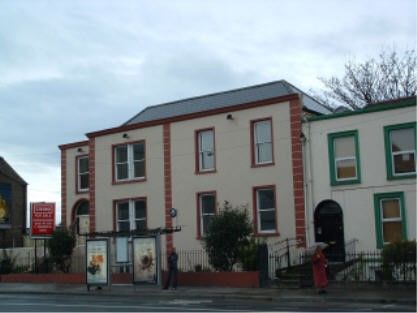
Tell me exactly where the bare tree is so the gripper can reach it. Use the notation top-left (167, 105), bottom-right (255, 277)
top-left (315, 49), bottom-right (416, 110)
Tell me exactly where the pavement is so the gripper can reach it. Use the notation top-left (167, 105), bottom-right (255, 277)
top-left (0, 282), bottom-right (415, 305)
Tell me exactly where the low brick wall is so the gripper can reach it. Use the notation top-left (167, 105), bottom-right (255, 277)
top-left (163, 271), bottom-right (260, 288)
top-left (0, 271), bottom-right (259, 288)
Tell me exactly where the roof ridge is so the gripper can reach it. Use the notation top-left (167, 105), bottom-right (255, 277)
top-left (123, 80), bottom-right (287, 125)
top-left (0, 157), bottom-right (27, 185)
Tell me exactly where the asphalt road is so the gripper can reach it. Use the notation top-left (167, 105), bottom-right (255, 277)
top-left (0, 293), bottom-right (414, 312)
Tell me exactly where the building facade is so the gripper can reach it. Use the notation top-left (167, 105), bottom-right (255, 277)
top-left (0, 157), bottom-right (27, 248)
top-left (303, 97), bottom-right (416, 255)
top-left (59, 81), bottom-right (330, 257)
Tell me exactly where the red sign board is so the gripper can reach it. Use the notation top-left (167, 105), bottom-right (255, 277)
top-left (31, 202), bottom-right (55, 238)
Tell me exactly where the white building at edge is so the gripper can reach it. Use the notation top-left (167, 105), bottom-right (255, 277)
top-left (303, 96), bottom-right (416, 257)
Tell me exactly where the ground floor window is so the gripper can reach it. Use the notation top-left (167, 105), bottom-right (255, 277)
top-left (374, 192), bottom-right (407, 248)
top-left (254, 186), bottom-right (277, 234)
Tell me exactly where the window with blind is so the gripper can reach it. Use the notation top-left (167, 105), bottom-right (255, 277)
top-left (374, 192), bottom-right (407, 248)
top-left (328, 130), bottom-right (361, 186)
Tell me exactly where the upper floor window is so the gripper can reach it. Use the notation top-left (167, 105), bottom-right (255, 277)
top-left (374, 192), bottom-right (407, 248)
top-left (328, 130), bottom-right (361, 186)
top-left (115, 198), bottom-right (147, 232)
top-left (196, 128), bottom-right (215, 172)
top-left (251, 118), bottom-right (273, 166)
top-left (197, 192), bottom-right (216, 238)
top-left (384, 122), bottom-right (416, 180)
top-left (77, 155), bottom-right (89, 192)
top-left (114, 141), bottom-right (145, 182)
top-left (254, 186), bottom-right (277, 234)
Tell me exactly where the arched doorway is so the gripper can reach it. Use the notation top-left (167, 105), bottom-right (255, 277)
top-left (314, 200), bottom-right (345, 262)
top-left (72, 200), bottom-right (89, 245)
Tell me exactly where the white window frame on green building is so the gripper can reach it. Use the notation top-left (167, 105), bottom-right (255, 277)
top-left (384, 122), bottom-right (416, 180)
top-left (327, 130), bottom-right (361, 186)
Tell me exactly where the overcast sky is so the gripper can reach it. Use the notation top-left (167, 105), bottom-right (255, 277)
top-left (1, 0), bottom-right (415, 225)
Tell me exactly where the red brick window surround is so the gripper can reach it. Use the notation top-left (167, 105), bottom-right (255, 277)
top-left (195, 128), bottom-right (216, 174)
top-left (112, 140), bottom-right (146, 184)
top-left (196, 191), bottom-right (217, 239)
top-left (250, 118), bottom-right (274, 167)
top-left (76, 155), bottom-right (89, 193)
top-left (253, 185), bottom-right (278, 235)
top-left (113, 197), bottom-right (147, 232)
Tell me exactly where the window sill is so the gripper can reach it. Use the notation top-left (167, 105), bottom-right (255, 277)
top-left (195, 169), bottom-right (217, 175)
top-left (76, 189), bottom-right (89, 194)
top-left (112, 178), bottom-right (147, 185)
top-left (254, 231), bottom-right (280, 237)
top-left (330, 178), bottom-right (361, 186)
top-left (387, 173), bottom-right (416, 181)
top-left (251, 162), bottom-right (275, 168)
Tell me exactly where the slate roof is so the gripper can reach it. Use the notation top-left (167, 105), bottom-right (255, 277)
top-left (124, 80), bottom-right (331, 125)
top-left (0, 157), bottom-right (27, 185)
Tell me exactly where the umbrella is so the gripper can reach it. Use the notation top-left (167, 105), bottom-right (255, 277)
top-left (306, 242), bottom-right (329, 253)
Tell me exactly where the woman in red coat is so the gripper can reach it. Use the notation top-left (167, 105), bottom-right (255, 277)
top-left (311, 246), bottom-right (328, 294)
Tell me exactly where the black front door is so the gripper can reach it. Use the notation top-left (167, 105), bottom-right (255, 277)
top-left (314, 200), bottom-right (345, 262)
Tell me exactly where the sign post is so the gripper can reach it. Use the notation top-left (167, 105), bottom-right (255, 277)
top-left (30, 202), bottom-right (56, 273)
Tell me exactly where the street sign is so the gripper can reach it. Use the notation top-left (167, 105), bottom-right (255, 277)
top-left (30, 202), bottom-right (56, 238)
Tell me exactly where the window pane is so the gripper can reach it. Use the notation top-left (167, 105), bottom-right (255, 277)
top-left (383, 222), bottom-right (403, 243)
top-left (76, 201), bottom-right (89, 215)
top-left (80, 174), bottom-right (89, 190)
top-left (133, 143), bottom-right (145, 161)
top-left (334, 136), bottom-right (355, 158)
top-left (134, 161), bottom-right (145, 178)
top-left (257, 143), bottom-right (272, 163)
top-left (201, 152), bottom-right (214, 170)
top-left (260, 210), bottom-right (276, 231)
top-left (255, 121), bottom-right (271, 143)
top-left (135, 220), bottom-right (146, 231)
top-left (117, 203), bottom-right (129, 220)
top-left (336, 159), bottom-right (356, 179)
top-left (394, 153), bottom-right (415, 174)
top-left (118, 221), bottom-right (130, 232)
top-left (202, 215), bottom-right (213, 234)
top-left (201, 195), bottom-right (215, 214)
top-left (200, 131), bottom-right (214, 151)
top-left (391, 128), bottom-right (415, 152)
top-left (258, 189), bottom-right (274, 210)
top-left (381, 199), bottom-right (400, 219)
top-left (79, 158), bottom-right (89, 172)
top-left (135, 200), bottom-right (146, 219)
top-left (117, 164), bottom-right (128, 180)
top-left (116, 146), bottom-right (128, 162)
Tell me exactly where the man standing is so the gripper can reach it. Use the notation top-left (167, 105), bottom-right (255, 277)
top-left (163, 247), bottom-right (178, 290)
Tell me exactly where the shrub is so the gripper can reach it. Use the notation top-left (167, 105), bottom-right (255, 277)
top-left (48, 228), bottom-right (75, 273)
top-left (0, 250), bottom-right (16, 274)
top-left (239, 237), bottom-right (265, 271)
top-left (382, 240), bottom-right (416, 280)
top-left (203, 201), bottom-right (252, 271)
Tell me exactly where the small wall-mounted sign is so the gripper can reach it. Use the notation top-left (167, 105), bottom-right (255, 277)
top-left (169, 208), bottom-right (177, 218)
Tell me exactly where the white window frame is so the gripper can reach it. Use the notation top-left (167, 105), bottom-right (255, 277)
top-left (199, 193), bottom-right (216, 237)
top-left (253, 120), bottom-right (273, 165)
top-left (116, 199), bottom-right (147, 232)
top-left (77, 156), bottom-right (89, 192)
top-left (198, 129), bottom-right (215, 172)
top-left (380, 198), bottom-right (402, 245)
top-left (256, 188), bottom-right (276, 233)
top-left (115, 142), bottom-right (145, 182)
top-left (389, 130), bottom-right (416, 177)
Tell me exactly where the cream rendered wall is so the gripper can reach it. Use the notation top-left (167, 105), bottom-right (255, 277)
top-left (170, 101), bottom-right (296, 251)
top-left (65, 145), bottom-right (89, 227)
top-left (93, 126), bottom-right (165, 237)
top-left (304, 106), bottom-right (416, 250)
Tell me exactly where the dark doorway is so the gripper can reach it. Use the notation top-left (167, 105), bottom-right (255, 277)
top-left (314, 200), bottom-right (345, 262)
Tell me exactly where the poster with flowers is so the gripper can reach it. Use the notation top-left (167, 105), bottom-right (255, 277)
top-left (86, 239), bottom-right (109, 286)
top-left (133, 237), bottom-right (157, 283)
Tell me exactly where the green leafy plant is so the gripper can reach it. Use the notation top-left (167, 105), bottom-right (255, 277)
top-left (238, 237), bottom-right (265, 271)
top-left (0, 250), bottom-right (16, 274)
top-left (382, 240), bottom-right (416, 280)
top-left (48, 228), bottom-right (75, 273)
top-left (203, 201), bottom-right (253, 271)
